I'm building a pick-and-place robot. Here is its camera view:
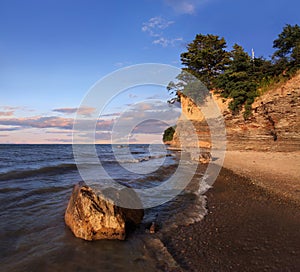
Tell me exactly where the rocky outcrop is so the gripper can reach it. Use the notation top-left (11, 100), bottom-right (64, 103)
top-left (223, 73), bottom-right (300, 151)
top-left (170, 93), bottom-right (211, 150)
top-left (65, 182), bottom-right (144, 241)
top-left (166, 72), bottom-right (300, 152)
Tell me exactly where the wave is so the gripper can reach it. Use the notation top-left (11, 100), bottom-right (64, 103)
top-left (118, 154), bottom-right (173, 164)
top-left (0, 163), bottom-right (77, 181)
top-left (0, 186), bottom-right (25, 193)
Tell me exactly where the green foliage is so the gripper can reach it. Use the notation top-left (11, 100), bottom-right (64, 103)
top-left (273, 24), bottom-right (300, 71)
top-left (169, 25), bottom-right (300, 120)
top-left (163, 126), bottom-right (176, 142)
top-left (167, 71), bottom-right (209, 105)
top-left (214, 44), bottom-right (259, 117)
top-left (180, 34), bottom-right (230, 89)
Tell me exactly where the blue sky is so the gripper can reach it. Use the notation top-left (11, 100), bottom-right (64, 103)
top-left (0, 0), bottom-right (299, 143)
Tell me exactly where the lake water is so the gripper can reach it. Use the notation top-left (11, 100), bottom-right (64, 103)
top-left (0, 144), bottom-right (208, 271)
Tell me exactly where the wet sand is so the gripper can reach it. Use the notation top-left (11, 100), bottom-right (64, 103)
top-left (163, 167), bottom-right (300, 271)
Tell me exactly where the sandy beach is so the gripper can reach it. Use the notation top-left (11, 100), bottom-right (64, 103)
top-left (223, 151), bottom-right (300, 203)
top-left (162, 151), bottom-right (300, 271)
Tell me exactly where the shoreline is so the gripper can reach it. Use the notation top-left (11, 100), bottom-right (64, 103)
top-left (162, 165), bottom-right (300, 271)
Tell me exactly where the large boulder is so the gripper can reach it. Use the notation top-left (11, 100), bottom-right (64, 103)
top-left (65, 182), bottom-right (144, 241)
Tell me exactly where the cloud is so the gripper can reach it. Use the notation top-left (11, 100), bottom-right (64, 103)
top-left (0, 116), bottom-right (74, 130)
top-left (96, 119), bottom-right (115, 131)
top-left (2, 106), bottom-right (19, 111)
top-left (0, 126), bottom-right (21, 131)
top-left (0, 100), bottom-right (180, 144)
top-left (164, 0), bottom-right (200, 14)
top-left (53, 108), bottom-right (77, 114)
top-left (145, 94), bottom-right (161, 99)
top-left (153, 37), bottom-right (183, 47)
top-left (109, 101), bottom-right (180, 143)
top-left (45, 130), bottom-right (72, 136)
top-left (125, 101), bottom-right (180, 117)
top-left (46, 138), bottom-right (72, 143)
top-left (0, 111), bottom-right (14, 116)
top-left (132, 119), bottom-right (172, 134)
top-left (114, 61), bottom-right (131, 68)
top-left (128, 93), bottom-right (138, 99)
top-left (53, 107), bottom-right (96, 117)
top-left (78, 131), bottom-right (112, 141)
top-left (153, 37), bottom-right (169, 47)
top-left (142, 16), bottom-right (182, 47)
top-left (0, 106), bottom-right (35, 113)
top-left (142, 16), bottom-right (174, 37)
top-left (100, 112), bottom-right (121, 118)
top-left (0, 134), bottom-right (8, 137)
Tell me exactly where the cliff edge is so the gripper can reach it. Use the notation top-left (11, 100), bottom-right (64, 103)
top-left (167, 72), bottom-right (300, 152)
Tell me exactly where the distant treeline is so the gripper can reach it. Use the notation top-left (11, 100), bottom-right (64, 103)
top-left (171, 24), bottom-right (300, 119)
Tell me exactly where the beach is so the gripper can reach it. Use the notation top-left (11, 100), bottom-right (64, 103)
top-left (223, 151), bottom-right (300, 203)
top-left (162, 151), bottom-right (300, 271)
top-left (1, 145), bottom-right (299, 271)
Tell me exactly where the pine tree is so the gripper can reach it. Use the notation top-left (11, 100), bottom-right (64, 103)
top-left (180, 34), bottom-right (230, 89)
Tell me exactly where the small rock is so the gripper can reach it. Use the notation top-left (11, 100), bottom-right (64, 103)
top-left (149, 222), bottom-right (156, 234)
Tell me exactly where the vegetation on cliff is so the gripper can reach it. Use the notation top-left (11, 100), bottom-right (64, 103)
top-left (163, 126), bottom-right (176, 142)
top-left (180, 34), bottom-right (230, 90)
top-left (171, 24), bottom-right (300, 119)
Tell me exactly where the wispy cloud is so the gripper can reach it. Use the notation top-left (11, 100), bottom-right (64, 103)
top-left (0, 126), bottom-right (21, 131)
top-left (128, 93), bottom-right (138, 99)
top-left (2, 106), bottom-right (17, 111)
top-left (0, 114), bottom-right (118, 132)
top-left (0, 101), bottom-right (180, 143)
top-left (53, 107), bottom-right (96, 117)
top-left (142, 16), bottom-right (182, 47)
top-left (0, 116), bottom-right (74, 130)
top-left (0, 105), bottom-right (35, 114)
top-left (46, 138), bottom-right (72, 143)
top-left (0, 106), bottom-right (35, 117)
top-left (164, 0), bottom-right (202, 14)
top-left (132, 119), bottom-right (173, 134)
top-left (142, 16), bottom-right (174, 37)
top-left (78, 131), bottom-right (112, 141)
top-left (145, 94), bottom-right (165, 100)
top-left (114, 61), bottom-right (132, 68)
top-left (96, 119), bottom-right (115, 131)
top-left (100, 112), bottom-right (121, 118)
top-left (0, 111), bottom-right (14, 117)
top-left (153, 37), bottom-right (183, 47)
top-left (53, 108), bottom-right (77, 114)
top-left (45, 129), bottom-right (72, 135)
top-left (110, 101), bottom-right (180, 143)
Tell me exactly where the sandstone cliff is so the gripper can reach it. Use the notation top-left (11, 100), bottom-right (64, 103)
top-left (167, 72), bottom-right (300, 152)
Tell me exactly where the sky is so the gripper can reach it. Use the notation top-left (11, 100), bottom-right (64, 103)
top-left (0, 0), bottom-right (299, 144)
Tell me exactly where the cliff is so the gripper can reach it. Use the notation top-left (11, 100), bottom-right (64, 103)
top-left (167, 72), bottom-right (300, 152)
top-left (169, 92), bottom-right (211, 149)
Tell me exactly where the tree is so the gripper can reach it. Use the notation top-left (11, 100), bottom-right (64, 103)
top-left (167, 71), bottom-right (209, 105)
top-left (166, 25), bottom-right (300, 120)
top-left (273, 24), bottom-right (300, 70)
top-left (163, 126), bottom-right (176, 142)
top-left (180, 34), bottom-right (230, 89)
top-left (215, 44), bottom-right (258, 118)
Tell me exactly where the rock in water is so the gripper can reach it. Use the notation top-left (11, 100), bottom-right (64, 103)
top-left (65, 182), bottom-right (144, 241)
top-left (149, 222), bottom-right (156, 234)
top-left (199, 152), bottom-right (211, 164)
top-left (190, 150), bottom-right (211, 164)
